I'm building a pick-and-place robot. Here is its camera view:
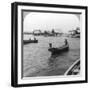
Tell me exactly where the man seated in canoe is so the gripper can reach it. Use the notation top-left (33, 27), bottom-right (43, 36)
top-left (60, 39), bottom-right (69, 48)
top-left (49, 39), bottom-right (68, 48)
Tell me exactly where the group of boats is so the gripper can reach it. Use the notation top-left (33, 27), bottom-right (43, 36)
top-left (48, 42), bottom-right (80, 75)
top-left (24, 37), bottom-right (69, 55)
top-left (23, 38), bottom-right (80, 75)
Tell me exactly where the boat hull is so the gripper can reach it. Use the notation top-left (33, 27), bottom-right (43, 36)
top-left (23, 40), bottom-right (38, 45)
top-left (64, 59), bottom-right (80, 75)
top-left (48, 44), bottom-right (69, 55)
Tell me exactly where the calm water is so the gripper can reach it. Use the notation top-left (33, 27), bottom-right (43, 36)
top-left (23, 35), bottom-right (80, 77)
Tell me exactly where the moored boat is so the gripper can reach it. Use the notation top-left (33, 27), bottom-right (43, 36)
top-left (48, 44), bottom-right (69, 55)
top-left (71, 34), bottom-right (80, 38)
top-left (23, 39), bottom-right (38, 45)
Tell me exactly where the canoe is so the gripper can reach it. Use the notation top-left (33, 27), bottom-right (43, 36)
top-left (48, 44), bottom-right (69, 55)
top-left (64, 59), bottom-right (80, 75)
top-left (71, 34), bottom-right (80, 38)
top-left (23, 40), bottom-right (38, 45)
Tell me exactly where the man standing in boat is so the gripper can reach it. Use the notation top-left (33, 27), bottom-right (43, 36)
top-left (34, 37), bottom-right (36, 40)
top-left (49, 43), bottom-right (52, 48)
top-left (64, 39), bottom-right (68, 45)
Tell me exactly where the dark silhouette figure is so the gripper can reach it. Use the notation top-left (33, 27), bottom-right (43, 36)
top-left (29, 38), bottom-right (31, 40)
top-left (34, 37), bottom-right (36, 40)
top-left (64, 39), bottom-right (68, 45)
top-left (49, 43), bottom-right (52, 48)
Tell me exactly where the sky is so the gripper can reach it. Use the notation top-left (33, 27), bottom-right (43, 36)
top-left (23, 12), bottom-right (80, 33)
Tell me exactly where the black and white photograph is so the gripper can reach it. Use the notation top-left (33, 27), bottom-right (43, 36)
top-left (22, 11), bottom-right (80, 77)
top-left (11, 2), bottom-right (87, 87)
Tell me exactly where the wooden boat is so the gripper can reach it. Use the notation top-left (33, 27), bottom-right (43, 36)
top-left (64, 59), bottom-right (80, 75)
top-left (23, 39), bottom-right (38, 45)
top-left (71, 34), bottom-right (80, 38)
top-left (48, 44), bottom-right (69, 55)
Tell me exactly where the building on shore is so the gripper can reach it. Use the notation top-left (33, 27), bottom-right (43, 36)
top-left (68, 27), bottom-right (80, 38)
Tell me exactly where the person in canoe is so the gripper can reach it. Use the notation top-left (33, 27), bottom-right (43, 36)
top-left (64, 39), bottom-right (68, 45)
top-left (34, 37), bottom-right (36, 40)
top-left (29, 38), bottom-right (31, 41)
top-left (49, 39), bottom-right (68, 48)
top-left (49, 43), bottom-right (52, 48)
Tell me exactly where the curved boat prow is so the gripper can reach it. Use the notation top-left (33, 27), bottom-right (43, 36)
top-left (64, 59), bottom-right (80, 75)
